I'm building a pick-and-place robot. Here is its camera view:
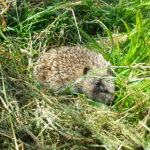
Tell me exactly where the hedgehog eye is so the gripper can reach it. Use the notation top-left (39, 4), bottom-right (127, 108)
top-left (95, 81), bottom-right (101, 86)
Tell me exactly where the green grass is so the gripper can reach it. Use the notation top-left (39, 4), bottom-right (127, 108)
top-left (0, 0), bottom-right (150, 149)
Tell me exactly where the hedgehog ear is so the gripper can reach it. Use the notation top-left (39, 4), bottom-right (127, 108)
top-left (105, 62), bottom-right (112, 74)
top-left (83, 67), bottom-right (90, 75)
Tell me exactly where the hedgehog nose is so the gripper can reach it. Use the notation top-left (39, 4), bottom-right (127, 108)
top-left (107, 98), bottom-right (113, 105)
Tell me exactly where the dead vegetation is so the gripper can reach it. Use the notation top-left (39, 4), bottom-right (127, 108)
top-left (0, 45), bottom-right (146, 149)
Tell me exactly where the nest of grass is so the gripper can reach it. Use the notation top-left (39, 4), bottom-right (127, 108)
top-left (0, 48), bottom-right (145, 149)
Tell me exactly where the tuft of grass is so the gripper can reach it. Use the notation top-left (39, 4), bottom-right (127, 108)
top-left (0, 0), bottom-right (150, 149)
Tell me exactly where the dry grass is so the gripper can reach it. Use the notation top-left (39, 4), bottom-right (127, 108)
top-left (0, 51), bottom-right (146, 149)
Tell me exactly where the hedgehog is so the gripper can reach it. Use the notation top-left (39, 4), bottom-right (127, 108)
top-left (33, 46), bottom-right (115, 104)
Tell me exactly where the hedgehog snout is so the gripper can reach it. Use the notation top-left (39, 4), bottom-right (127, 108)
top-left (107, 98), bottom-right (114, 105)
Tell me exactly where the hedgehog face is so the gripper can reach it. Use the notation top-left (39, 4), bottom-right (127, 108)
top-left (81, 64), bottom-right (115, 105)
top-left (81, 77), bottom-right (115, 104)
